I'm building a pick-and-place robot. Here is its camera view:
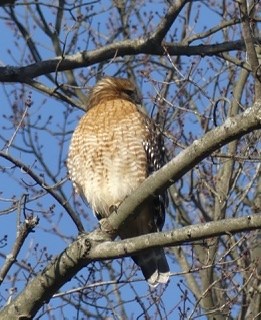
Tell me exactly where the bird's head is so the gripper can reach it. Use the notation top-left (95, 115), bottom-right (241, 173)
top-left (87, 77), bottom-right (142, 110)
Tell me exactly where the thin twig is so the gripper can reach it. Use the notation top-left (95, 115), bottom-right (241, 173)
top-left (0, 215), bottom-right (39, 286)
top-left (4, 104), bottom-right (30, 153)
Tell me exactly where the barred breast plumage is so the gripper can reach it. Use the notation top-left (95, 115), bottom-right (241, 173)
top-left (67, 77), bottom-right (169, 287)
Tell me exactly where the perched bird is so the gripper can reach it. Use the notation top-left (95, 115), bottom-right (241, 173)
top-left (67, 77), bottom-right (169, 286)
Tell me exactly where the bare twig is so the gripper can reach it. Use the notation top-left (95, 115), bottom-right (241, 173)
top-left (0, 214), bottom-right (39, 286)
top-left (0, 151), bottom-right (84, 233)
top-left (4, 104), bottom-right (30, 153)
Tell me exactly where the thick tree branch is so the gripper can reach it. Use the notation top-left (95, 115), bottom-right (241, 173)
top-left (0, 39), bottom-right (253, 84)
top-left (107, 99), bottom-right (261, 231)
top-left (1, 215), bottom-right (261, 319)
top-left (95, 215), bottom-right (261, 260)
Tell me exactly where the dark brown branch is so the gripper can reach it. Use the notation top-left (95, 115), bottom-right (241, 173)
top-left (186, 18), bottom-right (241, 45)
top-left (0, 0), bottom-right (16, 6)
top-left (149, 0), bottom-right (188, 44)
top-left (23, 78), bottom-right (84, 109)
top-left (7, 7), bottom-right (42, 63)
top-left (0, 38), bottom-right (253, 84)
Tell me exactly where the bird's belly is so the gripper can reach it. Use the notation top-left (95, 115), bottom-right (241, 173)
top-left (82, 154), bottom-right (146, 217)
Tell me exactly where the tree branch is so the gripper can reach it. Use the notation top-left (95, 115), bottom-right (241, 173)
top-left (1, 214), bottom-right (261, 319)
top-left (238, 0), bottom-right (261, 99)
top-left (149, 0), bottom-right (188, 43)
top-left (107, 99), bottom-right (261, 231)
top-left (0, 38), bottom-right (255, 84)
top-left (0, 216), bottom-right (39, 286)
top-left (23, 78), bottom-right (84, 109)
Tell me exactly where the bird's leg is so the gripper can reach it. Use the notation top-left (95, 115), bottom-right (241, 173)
top-left (99, 217), bottom-right (118, 240)
top-left (109, 204), bottom-right (118, 214)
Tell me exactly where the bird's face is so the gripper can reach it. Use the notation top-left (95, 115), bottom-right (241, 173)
top-left (121, 87), bottom-right (140, 104)
top-left (87, 77), bottom-right (142, 110)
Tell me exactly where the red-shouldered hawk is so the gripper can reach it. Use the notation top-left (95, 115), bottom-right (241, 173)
top-left (67, 77), bottom-right (169, 287)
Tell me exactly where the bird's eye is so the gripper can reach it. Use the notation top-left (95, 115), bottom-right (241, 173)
top-left (124, 89), bottom-right (141, 104)
top-left (124, 89), bottom-right (135, 97)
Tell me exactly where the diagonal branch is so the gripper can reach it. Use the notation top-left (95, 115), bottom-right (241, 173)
top-left (0, 152), bottom-right (84, 233)
top-left (0, 216), bottom-right (39, 286)
top-left (23, 78), bottom-right (84, 109)
top-left (149, 0), bottom-right (188, 44)
top-left (107, 99), bottom-right (261, 231)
